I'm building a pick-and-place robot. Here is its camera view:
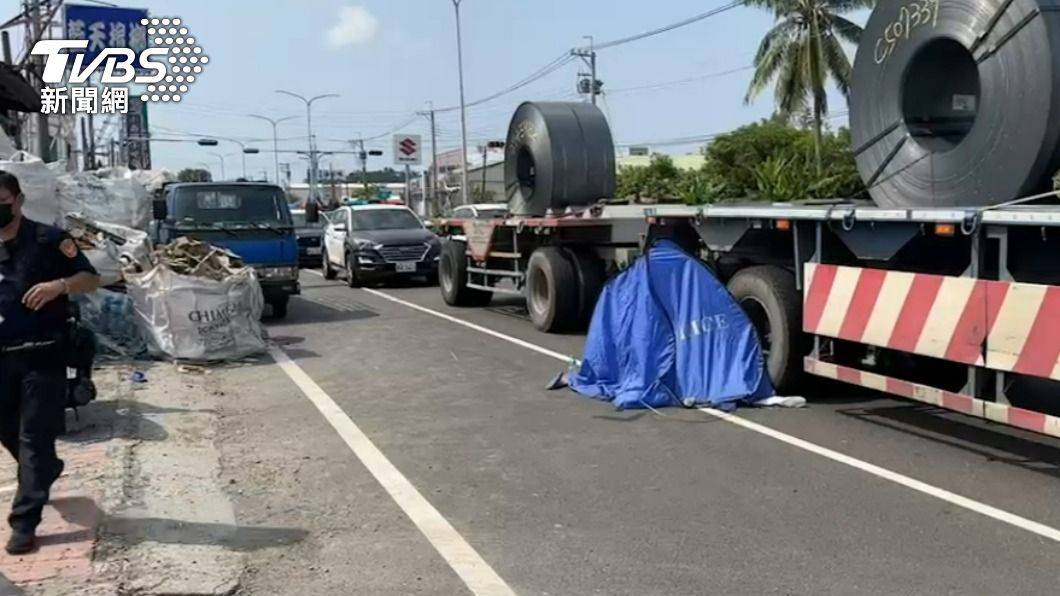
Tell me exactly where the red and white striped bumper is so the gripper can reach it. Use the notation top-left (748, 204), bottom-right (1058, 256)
top-left (805, 358), bottom-right (1060, 439)
top-left (803, 264), bottom-right (1060, 382)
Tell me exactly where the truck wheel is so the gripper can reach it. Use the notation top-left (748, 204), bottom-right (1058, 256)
top-left (439, 240), bottom-right (491, 306)
top-left (727, 266), bottom-right (802, 393)
top-left (271, 297), bottom-right (289, 320)
top-left (564, 248), bottom-right (606, 330)
top-left (346, 253), bottom-right (364, 288)
top-left (526, 247), bottom-right (579, 333)
top-left (322, 249), bottom-right (337, 280)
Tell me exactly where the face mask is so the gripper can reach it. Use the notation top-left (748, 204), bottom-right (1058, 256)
top-left (0, 203), bottom-right (14, 228)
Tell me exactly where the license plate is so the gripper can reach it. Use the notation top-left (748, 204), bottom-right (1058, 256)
top-left (395, 261), bottom-right (417, 273)
top-left (307, 247), bottom-right (321, 255)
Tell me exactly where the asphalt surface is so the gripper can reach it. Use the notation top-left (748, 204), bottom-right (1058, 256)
top-left (225, 270), bottom-right (1060, 595)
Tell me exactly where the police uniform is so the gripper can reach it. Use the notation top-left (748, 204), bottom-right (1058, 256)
top-left (0, 218), bottom-right (96, 535)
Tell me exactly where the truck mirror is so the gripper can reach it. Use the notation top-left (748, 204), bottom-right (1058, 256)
top-left (305, 200), bottom-right (320, 223)
top-left (152, 198), bottom-right (168, 221)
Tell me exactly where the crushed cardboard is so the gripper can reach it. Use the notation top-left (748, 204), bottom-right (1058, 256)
top-left (149, 237), bottom-right (247, 281)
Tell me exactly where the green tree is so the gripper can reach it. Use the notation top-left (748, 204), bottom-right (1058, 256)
top-left (615, 155), bottom-right (683, 201)
top-left (177, 168), bottom-right (211, 182)
top-left (744, 0), bottom-right (870, 174)
top-left (701, 119), bottom-right (865, 201)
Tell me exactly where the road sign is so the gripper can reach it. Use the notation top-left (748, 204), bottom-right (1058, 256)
top-left (393, 134), bottom-right (422, 166)
top-left (64, 4), bottom-right (150, 65)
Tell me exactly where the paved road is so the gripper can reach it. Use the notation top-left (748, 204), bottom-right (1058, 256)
top-left (220, 270), bottom-right (1060, 595)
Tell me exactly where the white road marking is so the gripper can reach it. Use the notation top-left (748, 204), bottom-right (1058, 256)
top-left (268, 346), bottom-right (515, 596)
top-left (360, 287), bottom-right (577, 364)
top-left (318, 276), bottom-right (1060, 545)
top-left (698, 407), bottom-right (1060, 543)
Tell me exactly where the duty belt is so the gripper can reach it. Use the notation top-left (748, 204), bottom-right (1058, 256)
top-left (0, 339), bottom-right (59, 354)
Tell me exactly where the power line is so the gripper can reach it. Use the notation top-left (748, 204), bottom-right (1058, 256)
top-left (607, 64), bottom-right (755, 96)
top-left (588, 1), bottom-right (746, 51)
top-left (433, 52), bottom-right (576, 113)
top-left (616, 111), bottom-right (851, 148)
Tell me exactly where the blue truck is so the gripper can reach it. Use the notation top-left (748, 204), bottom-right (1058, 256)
top-left (150, 182), bottom-right (300, 318)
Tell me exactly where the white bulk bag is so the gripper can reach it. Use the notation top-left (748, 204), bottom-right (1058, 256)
top-left (126, 265), bottom-right (266, 361)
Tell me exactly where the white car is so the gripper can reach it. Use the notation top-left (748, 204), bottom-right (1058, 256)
top-left (321, 204), bottom-right (441, 287)
top-left (450, 203), bottom-right (509, 220)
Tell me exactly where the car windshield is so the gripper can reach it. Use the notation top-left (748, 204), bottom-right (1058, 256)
top-left (172, 186), bottom-right (290, 227)
top-left (351, 209), bottom-right (422, 231)
top-left (477, 208), bottom-right (508, 219)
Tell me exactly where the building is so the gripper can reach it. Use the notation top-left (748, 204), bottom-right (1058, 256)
top-left (616, 153), bottom-right (706, 171)
top-left (286, 182), bottom-right (408, 206)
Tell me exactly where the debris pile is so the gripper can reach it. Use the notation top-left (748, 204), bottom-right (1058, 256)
top-left (149, 237), bottom-right (246, 281)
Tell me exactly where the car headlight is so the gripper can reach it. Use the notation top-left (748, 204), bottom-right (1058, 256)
top-left (257, 266), bottom-right (298, 280)
top-left (352, 238), bottom-right (382, 251)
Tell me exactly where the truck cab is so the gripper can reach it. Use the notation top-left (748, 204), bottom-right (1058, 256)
top-left (150, 182), bottom-right (300, 318)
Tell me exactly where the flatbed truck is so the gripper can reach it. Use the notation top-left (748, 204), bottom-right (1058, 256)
top-left (438, 201), bottom-right (1060, 439)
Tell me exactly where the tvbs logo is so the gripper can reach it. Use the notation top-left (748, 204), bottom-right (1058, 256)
top-left (31, 16), bottom-right (208, 105)
top-left (32, 39), bottom-right (168, 84)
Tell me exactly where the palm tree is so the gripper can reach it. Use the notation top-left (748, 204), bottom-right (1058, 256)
top-left (744, 0), bottom-right (873, 174)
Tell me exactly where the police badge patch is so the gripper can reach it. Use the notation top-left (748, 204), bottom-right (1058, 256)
top-left (59, 238), bottom-right (78, 258)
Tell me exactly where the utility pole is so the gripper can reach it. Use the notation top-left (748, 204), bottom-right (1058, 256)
top-left (452, 0), bottom-right (470, 206)
top-left (27, 0), bottom-right (52, 160)
top-left (1, 31), bottom-right (22, 151)
top-left (404, 165), bottom-right (411, 207)
top-left (87, 112), bottom-right (96, 170)
top-left (417, 103), bottom-right (442, 217)
top-left (572, 36), bottom-right (600, 105)
top-left (355, 139), bottom-right (368, 193)
top-left (480, 144), bottom-right (488, 201)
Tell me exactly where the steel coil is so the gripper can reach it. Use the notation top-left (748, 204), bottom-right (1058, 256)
top-left (504, 102), bottom-right (615, 216)
top-left (850, 0), bottom-right (1060, 208)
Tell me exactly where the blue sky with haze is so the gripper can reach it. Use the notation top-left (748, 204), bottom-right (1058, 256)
top-left (113, 0), bottom-right (864, 180)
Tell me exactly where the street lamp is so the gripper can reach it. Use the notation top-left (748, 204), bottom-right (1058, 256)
top-left (199, 137), bottom-right (259, 179)
top-left (276, 90), bottom-right (340, 204)
top-left (196, 161), bottom-right (214, 181)
top-left (248, 114), bottom-right (298, 184)
top-left (452, 0), bottom-right (471, 206)
top-left (208, 152), bottom-right (229, 180)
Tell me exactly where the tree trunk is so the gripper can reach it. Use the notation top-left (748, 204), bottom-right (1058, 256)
top-left (813, 102), bottom-right (824, 178)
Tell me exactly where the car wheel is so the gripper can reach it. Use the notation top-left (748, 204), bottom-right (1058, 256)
top-left (346, 253), bottom-right (363, 288)
top-left (322, 249), bottom-right (337, 280)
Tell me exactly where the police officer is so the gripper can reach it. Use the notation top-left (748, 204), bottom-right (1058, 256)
top-left (0, 171), bottom-right (99, 554)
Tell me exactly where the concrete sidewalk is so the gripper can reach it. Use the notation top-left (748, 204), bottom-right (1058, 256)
top-left (0, 361), bottom-right (254, 596)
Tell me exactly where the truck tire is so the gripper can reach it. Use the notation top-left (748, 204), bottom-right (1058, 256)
top-left (727, 266), bottom-right (802, 393)
top-left (564, 248), bottom-right (606, 330)
top-left (526, 247), bottom-right (580, 333)
top-left (271, 297), bottom-right (289, 320)
top-left (439, 240), bottom-right (492, 306)
top-left (322, 249), bottom-right (337, 280)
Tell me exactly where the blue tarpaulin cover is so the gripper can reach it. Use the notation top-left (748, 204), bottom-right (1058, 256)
top-left (569, 240), bottom-right (774, 410)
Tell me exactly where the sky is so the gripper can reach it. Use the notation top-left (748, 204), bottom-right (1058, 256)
top-left (67, 0), bottom-right (865, 181)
